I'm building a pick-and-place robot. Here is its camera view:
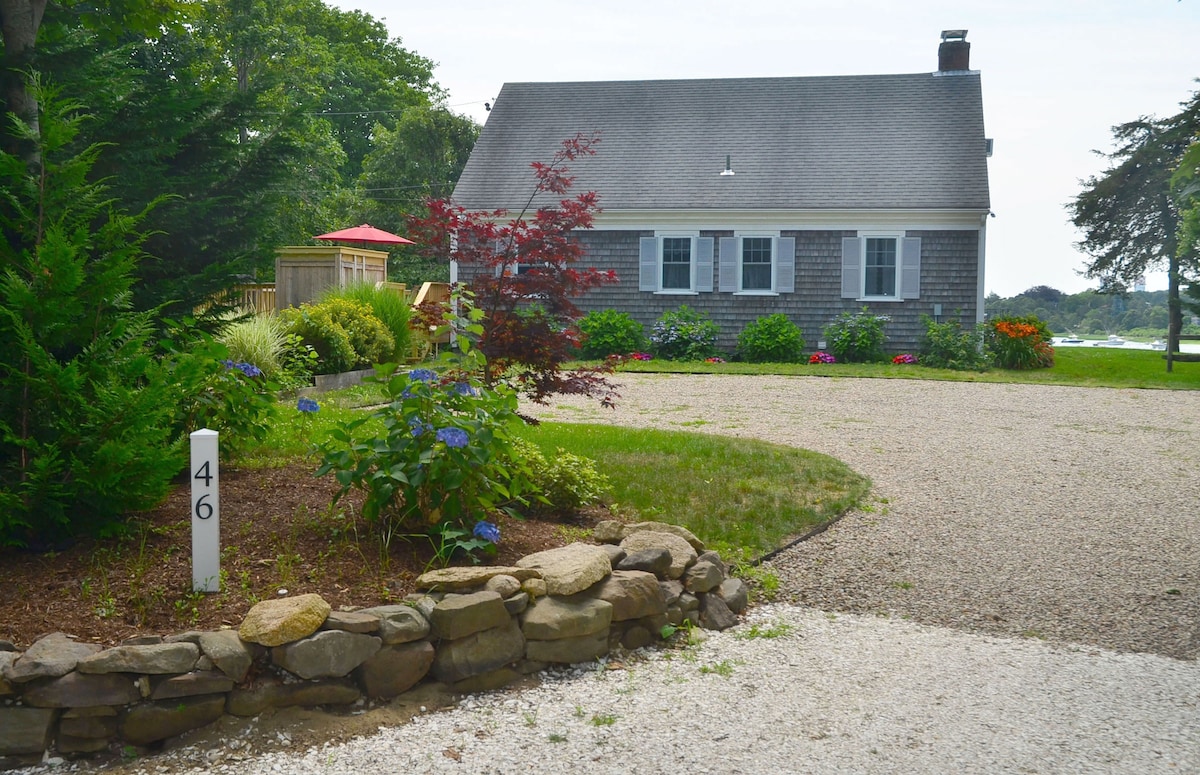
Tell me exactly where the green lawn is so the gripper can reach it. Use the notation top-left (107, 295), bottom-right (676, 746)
top-left (512, 422), bottom-right (869, 558)
top-left (605, 346), bottom-right (1200, 390)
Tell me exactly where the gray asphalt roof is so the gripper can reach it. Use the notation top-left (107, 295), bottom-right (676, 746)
top-left (452, 72), bottom-right (991, 213)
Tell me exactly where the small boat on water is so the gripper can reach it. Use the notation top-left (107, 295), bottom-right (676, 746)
top-left (1093, 335), bottom-right (1126, 346)
top-left (1060, 335), bottom-right (1084, 344)
top-left (1151, 339), bottom-right (1166, 350)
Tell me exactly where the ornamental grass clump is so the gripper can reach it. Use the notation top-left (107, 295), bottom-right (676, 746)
top-left (986, 314), bottom-right (1054, 369)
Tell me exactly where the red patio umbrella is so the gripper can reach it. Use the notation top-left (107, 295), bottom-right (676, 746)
top-left (314, 223), bottom-right (415, 246)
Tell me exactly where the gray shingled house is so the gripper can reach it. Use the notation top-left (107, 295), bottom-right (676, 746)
top-left (451, 30), bottom-right (991, 355)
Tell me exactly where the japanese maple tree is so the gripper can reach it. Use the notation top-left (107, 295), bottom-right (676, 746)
top-left (408, 132), bottom-right (619, 405)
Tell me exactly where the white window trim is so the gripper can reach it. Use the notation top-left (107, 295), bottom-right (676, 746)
top-left (733, 232), bottom-right (780, 296)
top-left (858, 231), bottom-right (904, 302)
top-left (656, 232), bottom-right (699, 295)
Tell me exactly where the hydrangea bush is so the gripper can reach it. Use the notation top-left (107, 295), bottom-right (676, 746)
top-left (316, 290), bottom-right (534, 559)
top-left (650, 305), bottom-right (720, 361)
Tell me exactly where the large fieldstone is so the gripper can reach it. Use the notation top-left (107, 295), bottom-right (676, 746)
top-left (322, 610), bottom-right (381, 634)
top-left (272, 630), bottom-right (381, 680)
top-left (524, 630), bottom-right (609, 664)
top-left (586, 570), bottom-right (668, 622)
top-left (359, 604), bottom-right (431, 645)
top-left (77, 642), bottom-right (199, 675)
top-left (619, 532), bottom-right (697, 580)
top-left (516, 543), bottom-right (612, 596)
top-left (617, 548), bottom-right (672, 577)
top-left (416, 566), bottom-right (542, 592)
top-left (239, 594), bottom-right (331, 647)
top-left (59, 707), bottom-right (118, 739)
top-left (715, 577), bottom-right (749, 614)
top-left (521, 597), bottom-right (612, 641)
top-left (150, 671), bottom-right (236, 700)
top-left (429, 591), bottom-right (510, 641)
top-left (119, 694), bottom-right (226, 746)
top-left (21, 671), bottom-right (140, 708)
top-left (595, 520), bottom-right (705, 552)
top-left (226, 679), bottom-right (361, 717)
top-left (683, 560), bottom-right (724, 594)
top-left (354, 641), bottom-right (435, 698)
top-left (430, 619), bottom-right (525, 684)
top-left (4, 633), bottom-right (102, 683)
top-left (198, 630), bottom-right (254, 683)
top-left (0, 707), bottom-right (57, 756)
top-left (698, 593), bottom-right (739, 631)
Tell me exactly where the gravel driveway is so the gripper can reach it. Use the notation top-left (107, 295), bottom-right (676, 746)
top-left (534, 374), bottom-right (1200, 660)
top-left (37, 375), bottom-right (1200, 775)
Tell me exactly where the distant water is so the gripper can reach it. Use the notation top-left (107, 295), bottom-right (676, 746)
top-left (1052, 337), bottom-right (1200, 354)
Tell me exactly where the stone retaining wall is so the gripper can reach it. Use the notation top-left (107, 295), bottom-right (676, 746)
top-left (0, 523), bottom-right (748, 768)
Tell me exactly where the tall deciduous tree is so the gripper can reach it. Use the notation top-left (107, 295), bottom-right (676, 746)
top-left (407, 133), bottom-right (618, 405)
top-left (357, 106), bottom-right (479, 284)
top-left (1069, 89), bottom-right (1200, 368)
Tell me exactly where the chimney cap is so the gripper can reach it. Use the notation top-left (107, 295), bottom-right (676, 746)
top-left (941, 29), bottom-right (968, 41)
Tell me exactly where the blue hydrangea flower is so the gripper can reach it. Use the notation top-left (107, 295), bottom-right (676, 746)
top-left (435, 427), bottom-right (469, 448)
top-left (451, 382), bottom-right (479, 397)
top-left (473, 520), bottom-right (500, 544)
top-left (296, 397), bottom-right (320, 413)
top-left (408, 417), bottom-right (433, 437)
top-left (408, 368), bottom-right (437, 383)
top-left (221, 360), bottom-right (262, 378)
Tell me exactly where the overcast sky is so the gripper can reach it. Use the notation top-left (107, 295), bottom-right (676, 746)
top-left (334, 0), bottom-right (1199, 297)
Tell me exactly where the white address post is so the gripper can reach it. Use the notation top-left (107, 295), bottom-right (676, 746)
top-left (190, 429), bottom-right (221, 592)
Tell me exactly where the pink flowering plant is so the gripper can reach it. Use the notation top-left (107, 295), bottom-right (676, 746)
top-left (317, 289), bottom-right (534, 559)
top-left (892, 353), bottom-right (917, 364)
top-left (809, 351), bottom-right (836, 364)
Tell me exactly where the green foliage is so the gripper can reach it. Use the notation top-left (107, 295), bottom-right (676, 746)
top-left (281, 297), bottom-right (394, 374)
top-left (0, 91), bottom-right (188, 547)
top-left (320, 282), bottom-right (412, 362)
top-left (735, 313), bottom-right (806, 363)
top-left (511, 438), bottom-right (610, 516)
top-left (650, 306), bottom-right (720, 361)
top-left (986, 315), bottom-right (1055, 370)
top-left (577, 309), bottom-right (647, 359)
top-left (170, 343), bottom-right (279, 460)
top-left (316, 291), bottom-right (534, 546)
top-left (919, 316), bottom-right (990, 371)
top-left (823, 307), bottom-right (888, 363)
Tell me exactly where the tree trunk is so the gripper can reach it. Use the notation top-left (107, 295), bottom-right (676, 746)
top-left (0, 0), bottom-right (47, 165)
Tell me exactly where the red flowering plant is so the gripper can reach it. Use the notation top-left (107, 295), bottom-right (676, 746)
top-left (407, 133), bottom-right (619, 407)
top-left (985, 315), bottom-right (1055, 369)
top-left (809, 351), bottom-right (836, 364)
top-left (892, 353), bottom-right (917, 364)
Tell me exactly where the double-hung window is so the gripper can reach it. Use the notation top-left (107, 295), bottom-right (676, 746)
top-left (741, 237), bottom-right (774, 291)
top-left (864, 237), bottom-right (897, 297)
top-left (841, 233), bottom-right (922, 301)
top-left (661, 237), bottom-right (693, 290)
top-left (639, 234), bottom-right (713, 293)
top-left (717, 235), bottom-right (795, 294)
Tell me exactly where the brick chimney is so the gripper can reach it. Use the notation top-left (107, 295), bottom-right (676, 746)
top-left (938, 29), bottom-right (970, 71)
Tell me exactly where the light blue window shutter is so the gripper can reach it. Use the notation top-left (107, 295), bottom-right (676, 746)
top-left (776, 237), bottom-right (795, 293)
top-left (718, 237), bottom-right (738, 292)
top-left (696, 237), bottom-right (714, 293)
top-left (841, 237), bottom-right (862, 298)
top-left (901, 237), bottom-right (922, 299)
top-left (639, 237), bottom-right (658, 291)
